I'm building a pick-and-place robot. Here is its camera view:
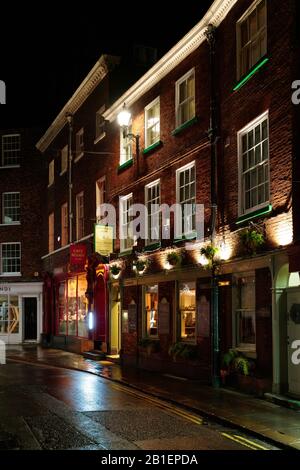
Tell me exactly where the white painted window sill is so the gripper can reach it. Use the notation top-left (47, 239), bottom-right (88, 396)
top-left (0, 222), bottom-right (21, 226)
top-left (0, 273), bottom-right (21, 277)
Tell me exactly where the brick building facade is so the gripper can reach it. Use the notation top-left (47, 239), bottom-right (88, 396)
top-left (38, 0), bottom-right (300, 397)
top-left (0, 128), bottom-right (44, 344)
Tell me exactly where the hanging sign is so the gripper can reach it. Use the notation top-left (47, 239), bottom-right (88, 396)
top-left (94, 224), bottom-right (114, 256)
top-left (70, 244), bottom-right (87, 268)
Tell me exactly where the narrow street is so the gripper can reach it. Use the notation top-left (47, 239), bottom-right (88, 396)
top-left (0, 360), bottom-right (278, 451)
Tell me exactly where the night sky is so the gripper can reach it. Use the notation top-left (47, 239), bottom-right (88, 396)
top-left (0, 1), bottom-right (213, 130)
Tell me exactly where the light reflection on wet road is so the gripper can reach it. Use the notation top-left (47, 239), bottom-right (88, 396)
top-left (0, 361), bottom-right (277, 450)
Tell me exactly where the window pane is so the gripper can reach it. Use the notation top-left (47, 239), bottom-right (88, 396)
top-left (58, 283), bottom-right (67, 334)
top-left (78, 275), bottom-right (88, 338)
top-left (145, 285), bottom-right (158, 336)
top-left (241, 20), bottom-right (248, 47)
top-left (67, 278), bottom-right (77, 336)
top-left (179, 282), bottom-right (196, 341)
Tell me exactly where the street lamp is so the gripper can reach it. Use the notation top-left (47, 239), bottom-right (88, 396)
top-left (117, 104), bottom-right (140, 176)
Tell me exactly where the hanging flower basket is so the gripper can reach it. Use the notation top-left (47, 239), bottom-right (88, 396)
top-left (167, 251), bottom-right (181, 267)
top-left (110, 263), bottom-right (122, 279)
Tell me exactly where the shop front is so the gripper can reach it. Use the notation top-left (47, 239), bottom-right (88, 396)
top-left (119, 270), bottom-right (211, 380)
top-left (0, 282), bottom-right (43, 344)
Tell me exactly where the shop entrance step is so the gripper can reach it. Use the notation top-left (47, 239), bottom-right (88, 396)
top-left (83, 350), bottom-right (106, 361)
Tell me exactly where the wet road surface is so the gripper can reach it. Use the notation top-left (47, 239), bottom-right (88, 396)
top-left (0, 360), bottom-right (279, 450)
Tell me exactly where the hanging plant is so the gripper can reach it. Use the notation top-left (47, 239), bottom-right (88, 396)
top-left (239, 228), bottom-right (264, 255)
top-left (167, 251), bottom-right (181, 267)
top-left (110, 263), bottom-right (122, 279)
top-left (200, 244), bottom-right (220, 269)
top-left (133, 258), bottom-right (149, 274)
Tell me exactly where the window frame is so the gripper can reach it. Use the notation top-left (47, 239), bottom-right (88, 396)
top-left (2, 192), bottom-right (20, 225)
top-left (143, 284), bottom-right (159, 338)
top-left (175, 68), bottom-right (195, 128)
top-left (1, 134), bottom-right (21, 167)
top-left (0, 242), bottom-right (21, 276)
top-left (75, 128), bottom-right (84, 163)
top-left (60, 145), bottom-right (68, 175)
top-left (177, 280), bottom-right (197, 344)
top-left (48, 212), bottom-right (54, 253)
top-left (144, 96), bottom-right (160, 149)
top-left (95, 105), bottom-right (106, 143)
top-left (119, 193), bottom-right (134, 253)
top-left (119, 121), bottom-right (133, 166)
top-left (238, 110), bottom-right (270, 217)
top-left (236, 0), bottom-right (267, 80)
top-left (61, 202), bottom-right (68, 247)
top-left (232, 272), bottom-right (256, 353)
top-left (176, 161), bottom-right (196, 238)
top-left (76, 192), bottom-right (84, 241)
top-left (48, 160), bottom-right (54, 187)
top-left (145, 179), bottom-right (161, 246)
top-left (96, 176), bottom-right (106, 223)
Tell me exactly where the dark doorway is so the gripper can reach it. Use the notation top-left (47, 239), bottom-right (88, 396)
top-left (24, 298), bottom-right (37, 340)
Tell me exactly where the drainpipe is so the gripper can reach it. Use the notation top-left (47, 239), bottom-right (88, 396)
top-left (205, 24), bottom-right (221, 389)
top-left (66, 112), bottom-right (73, 244)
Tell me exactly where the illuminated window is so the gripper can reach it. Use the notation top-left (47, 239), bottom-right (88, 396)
top-left (58, 275), bottom-right (88, 337)
top-left (76, 192), bottom-right (84, 240)
top-left (176, 162), bottom-right (196, 236)
top-left (61, 145), bottom-right (68, 175)
top-left (0, 295), bottom-right (19, 334)
top-left (96, 177), bottom-right (106, 223)
top-left (48, 160), bottom-right (54, 186)
top-left (2, 192), bottom-right (20, 224)
top-left (233, 273), bottom-right (256, 351)
top-left (179, 281), bottom-right (196, 342)
top-left (145, 97), bottom-right (160, 148)
top-left (175, 68), bottom-right (195, 128)
top-left (1, 134), bottom-right (20, 166)
top-left (239, 112), bottom-right (269, 215)
top-left (120, 121), bottom-right (133, 165)
top-left (48, 213), bottom-right (54, 253)
top-left (61, 203), bottom-right (68, 246)
top-left (145, 180), bottom-right (160, 244)
top-left (119, 193), bottom-right (134, 252)
top-left (144, 285), bottom-right (158, 337)
top-left (237, 0), bottom-right (267, 78)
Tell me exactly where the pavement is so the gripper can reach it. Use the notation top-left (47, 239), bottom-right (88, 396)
top-left (6, 345), bottom-right (300, 451)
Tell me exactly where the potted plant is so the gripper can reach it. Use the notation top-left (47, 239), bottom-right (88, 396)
top-left (221, 349), bottom-right (255, 392)
top-left (110, 263), bottom-right (122, 279)
top-left (168, 342), bottom-right (199, 361)
top-left (167, 251), bottom-right (181, 267)
top-left (239, 228), bottom-right (264, 255)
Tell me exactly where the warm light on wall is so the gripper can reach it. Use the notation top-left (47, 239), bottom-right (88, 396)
top-left (268, 213), bottom-right (293, 247)
top-left (219, 241), bottom-right (232, 261)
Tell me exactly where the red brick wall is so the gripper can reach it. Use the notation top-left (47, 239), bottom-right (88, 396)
top-left (0, 128), bottom-right (44, 281)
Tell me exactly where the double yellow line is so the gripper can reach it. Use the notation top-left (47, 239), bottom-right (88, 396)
top-left (111, 382), bottom-right (269, 450)
top-left (111, 383), bottom-right (203, 425)
top-left (221, 432), bottom-right (269, 450)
